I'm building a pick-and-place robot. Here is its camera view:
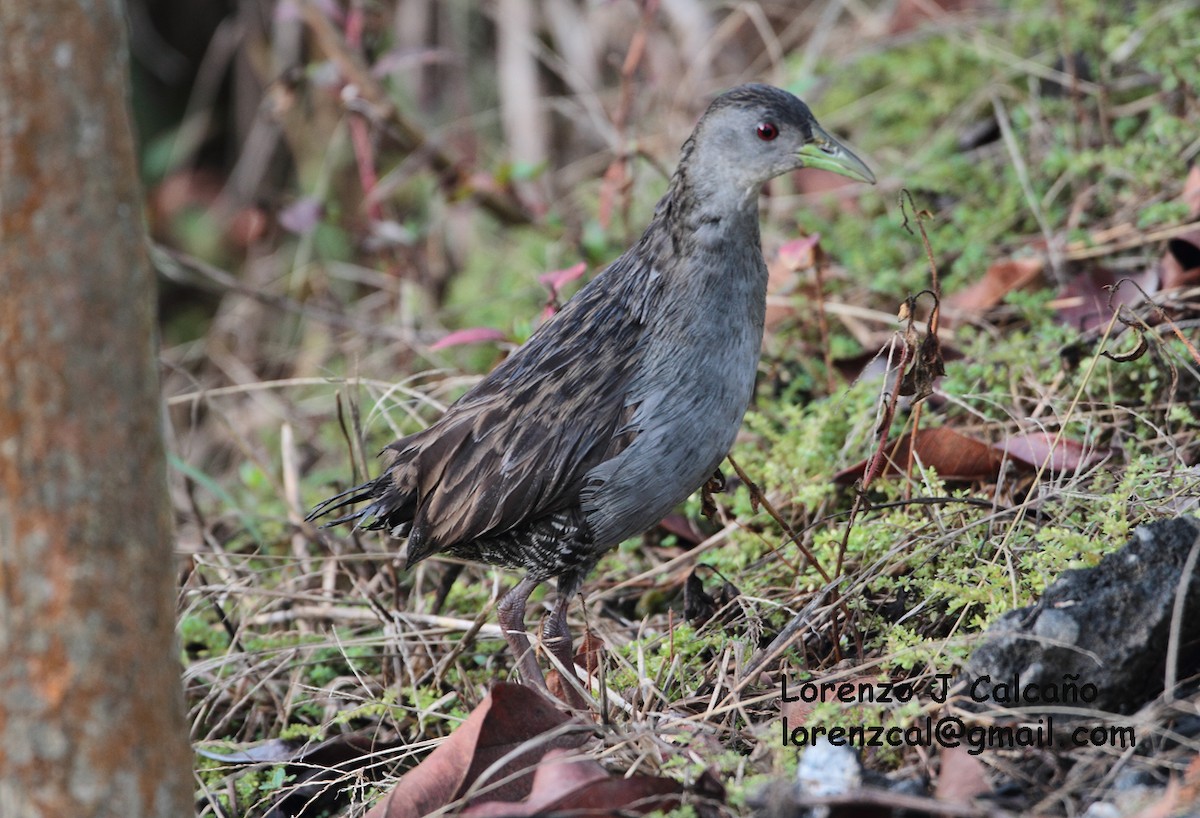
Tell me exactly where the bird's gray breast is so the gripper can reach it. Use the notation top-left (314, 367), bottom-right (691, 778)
top-left (580, 241), bottom-right (768, 548)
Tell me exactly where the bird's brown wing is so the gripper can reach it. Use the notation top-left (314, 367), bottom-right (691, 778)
top-left (393, 251), bottom-right (662, 565)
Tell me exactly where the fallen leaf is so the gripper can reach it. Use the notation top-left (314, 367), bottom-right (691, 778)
top-left (700, 467), bottom-right (726, 524)
top-left (934, 745), bottom-right (991, 803)
top-left (228, 206), bottom-right (270, 247)
top-left (1153, 166), bottom-right (1200, 289)
top-left (364, 684), bottom-right (585, 818)
top-left (460, 750), bottom-right (607, 816)
top-left (794, 168), bottom-right (863, 198)
top-left (546, 630), bottom-right (606, 702)
top-left (1183, 164), bottom-right (1200, 218)
top-left (1163, 230), bottom-right (1200, 288)
top-left (898, 328), bottom-right (946, 402)
top-left (993, 432), bottom-right (1109, 473)
top-left (765, 234), bottom-right (823, 331)
top-left (574, 630), bottom-right (605, 682)
top-left (834, 428), bottom-right (1003, 485)
top-left (197, 732), bottom-right (402, 818)
top-left (1051, 267), bottom-right (1155, 332)
top-left (461, 748), bottom-right (686, 817)
top-left (683, 567), bottom-right (739, 626)
top-left (657, 512), bottom-right (707, 546)
top-left (945, 257), bottom-right (1044, 314)
top-left (149, 167), bottom-right (223, 228)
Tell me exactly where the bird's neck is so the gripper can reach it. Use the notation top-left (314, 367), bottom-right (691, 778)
top-left (658, 167), bottom-right (762, 253)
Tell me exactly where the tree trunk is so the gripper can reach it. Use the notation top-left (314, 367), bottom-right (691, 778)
top-left (0, 1), bottom-right (193, 816)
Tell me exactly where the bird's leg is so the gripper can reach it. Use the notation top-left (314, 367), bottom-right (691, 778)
top-left (542, 596), bottom-right (575, 678)
top-left (496, 575), bottom-right (548, 690)
top-left (542, 571), bottom-right (588, 708)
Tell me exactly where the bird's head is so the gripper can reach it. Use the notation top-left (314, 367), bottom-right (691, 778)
top-left (684, 84), bottom-right (875, 205)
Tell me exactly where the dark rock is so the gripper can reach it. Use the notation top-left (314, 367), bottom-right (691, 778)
top-left (964, 517), bottom-right (1200, 715)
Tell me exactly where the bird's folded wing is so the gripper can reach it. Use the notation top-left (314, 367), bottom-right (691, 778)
top-left (400, 252), bottom-right (661, 562)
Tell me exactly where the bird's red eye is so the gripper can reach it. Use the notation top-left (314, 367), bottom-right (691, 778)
top-left (756, 122), bottom-right (779, 141)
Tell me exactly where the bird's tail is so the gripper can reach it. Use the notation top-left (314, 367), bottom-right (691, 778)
top-left (306, 425), bottom-right (428, 534)
top-left (304, 478), bottom-right (379, 527)
top-left (305, 457), bottom-right (418, 535)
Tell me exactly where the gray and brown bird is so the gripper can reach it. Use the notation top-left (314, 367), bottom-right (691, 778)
top-left (308, 84), bottom-right (874, 698)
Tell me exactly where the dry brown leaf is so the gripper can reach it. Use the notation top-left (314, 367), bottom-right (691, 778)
top-left (1152, 166), bottom-right (1200, 289)
top-left (994, 431), bottom-right (1109, 474)
top-left (1183, 164), bottom-right (1200, 218)
top-left (765, 234), bottom-right (822, 331)
top-left (934, 745), bottom-right (991, 803)
top-left (682, 567), bottom-right (739, 626)
top-left (834, 428), bottom-right (1003, 485)
top-left (574, 630), bottom-right (605, 683)
top-left (1129, 778), bottom-right (1182, 818)
top-left (1163, 230), bottom-right (1200, 288)
top-left (364, 683), bottom-right (585, 818)
top-left (945, 257), bottom-right (1044, 314)
top-left (461, 749), bottom-right (685, 817)
top-left (1051, 267), bottom-right (1156, 332)
top-left (657, 512), bottom-right (708, 546)
top-left (197, 732), bottom-right (402, 818)
top-left (430, 326), bottom-right (508, 350)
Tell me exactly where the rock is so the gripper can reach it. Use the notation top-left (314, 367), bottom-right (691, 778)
top-left (964, 517), bottom-right (1200, 715)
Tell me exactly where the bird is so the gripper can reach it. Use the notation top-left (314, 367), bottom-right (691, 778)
top-left (308, 83), bottom-right (874, 701)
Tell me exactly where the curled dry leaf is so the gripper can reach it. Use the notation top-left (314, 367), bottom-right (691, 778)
top-left (1183, 164), bottom-right (1200, 218)
top-left (898, 329), bottom-right (946, 402)
top-left (228, 207), bottom-right (270, 247)
top-left (1153, 166), bottom-right (1200, 288)
top-left (657, 512), bottom-right (708, 546)
top-left (1163, 231), bottom-right (1200, 288)
top-left (461, 748), bottom-right (687, 817)
top-left (888, 0), bottom-right (977, 34)
top-left (540, 262), bottom-right (588, 318)
top-left (573, 629), bottom-right (606, 683)
top-left (364, 683), bottom-right (586, 818)
top-left (836, 428), bottom-right (1109, 485)
top-left (700, 467), bottom-right (726, 524)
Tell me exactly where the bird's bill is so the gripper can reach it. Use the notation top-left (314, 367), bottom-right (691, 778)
top-left (798, 124), bottom-right (876, 184)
